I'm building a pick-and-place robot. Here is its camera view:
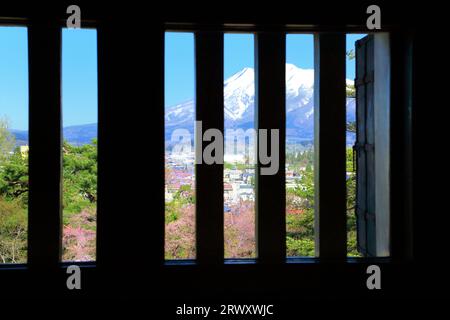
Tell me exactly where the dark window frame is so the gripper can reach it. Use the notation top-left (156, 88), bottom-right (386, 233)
top-left (0, 10), bottom-right (414, 298)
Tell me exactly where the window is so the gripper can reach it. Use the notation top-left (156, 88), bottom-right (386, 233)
top-left (0, 6), bottom-right (417, 300)
top-left (223, 33), bottom-right (256, 259)
top-left (0, 22), bottom-right (395, 268)
top-left (0, 27), bottom-right (28, 264)
top-left (346, 33), bottom-right (366, 257)
top-left (351, 33), bottom-right (391, 257)
top-left (62, 28), bottom-right (98, 262)
top-left (285, 34), bottom-right (315, 257)
top-left (161, 31), bottom-right (392, 262)
top-left (164, 32), bottom-right (196, 260)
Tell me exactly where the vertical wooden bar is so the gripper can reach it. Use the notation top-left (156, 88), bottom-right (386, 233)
top-left (96, 23), bottom-right (113, 268)
top-left (355, 37), bottom-right (368, 254)
top-left (390, 31), bottom-right (413, 260)
top-left (95, 21), bottom-right (166, 296)
top-left (97, 22), bottom-right (166, 271)
top-left (28, 22), bottom-right (62, 267)
top-left (97, 24), bottom-right (140, 269)
top-left (313, 34), bottom-right (346, 259)
top-left (255, 32), bottom-right (286, 263)
top-left (152, 26), bottom-right (166, 264)
top-left (195, 31), bottom-right (224, 264)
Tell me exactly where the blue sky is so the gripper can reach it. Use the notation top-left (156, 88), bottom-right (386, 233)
top-left (165, 32), bottom-right (365, 107)
top-left (62, 28), bottom-right (98, 128)
top-left (0, 27), bottom-right (28, 130)
top-left (0, 27), bottom-right (97, 130)
top-left (0, 28), bottom-right (364, 130)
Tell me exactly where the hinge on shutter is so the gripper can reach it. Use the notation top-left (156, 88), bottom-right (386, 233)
top-left (365, 71), bottom-right (374, 84)
top-left (354, 142), bottom-right (363, 150)
top-left (365, 211), bottom-right (375, 220)
top-left (354, 71), bottom-right (374, 86)
top-left (355, 78), bottom-right (364, 87)
top-left (354, 142), bottom-right (374, 152)
top-left (355, 206), bottom-right (375, 220)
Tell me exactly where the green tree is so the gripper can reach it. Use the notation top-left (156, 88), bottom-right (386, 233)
top-left (346, 147), bottom-right (359, 256)
top-left (346, 50), bottom-right (356, 98)
top-left (346, 121), bottom-right (356, 133)
top-left (346, 84), bottom-right (356, 98)
top-left (286, 147), bottom-right (360, 257)
top-left (286, 152), bottom-right (316, 256)
top-left (0, 149), bottom-right (28, 203)
top-left (346, 49), bottom-right (355, 60)
top-left (61, 140), bottom-right (98, 260)
top-left (62, 140), bottom-right (98, 218)
top-left (0, 117), bottom-right (15, 164)
top-left (0, 119), bottom-right (28, 263)
top-left (0, 197), bottom-right (27, 263)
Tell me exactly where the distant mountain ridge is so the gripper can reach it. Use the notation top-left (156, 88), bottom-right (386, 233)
top-left (165, 63), bottom-right (356, 145)
top-left (11, 64), bottom-right (356, 148)
top-left (11, 123), bottom-right (97, 146)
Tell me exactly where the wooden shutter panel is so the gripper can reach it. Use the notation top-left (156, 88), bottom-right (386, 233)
top-left (355, 35), bottom-right (376, 256)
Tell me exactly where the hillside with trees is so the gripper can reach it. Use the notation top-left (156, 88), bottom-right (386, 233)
top-left (0, 117), bottom-right (97, 263)
top-left (1, 113), bottom-right (358, 262)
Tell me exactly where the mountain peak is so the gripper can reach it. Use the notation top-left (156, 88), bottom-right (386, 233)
top-left (224, 67), bottom-right (255, 120)
top-left (286, 63), bottom-right (298, 71)
top-left (165, 64), bottom-right (356, 142)
top-left (224, 67), bottom-right (254, 89)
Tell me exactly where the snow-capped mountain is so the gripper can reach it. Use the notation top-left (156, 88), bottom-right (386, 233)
top-left (165, 63), bottom-right (355, 143)
top-left (224, 67), bottom-right (254, 122)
